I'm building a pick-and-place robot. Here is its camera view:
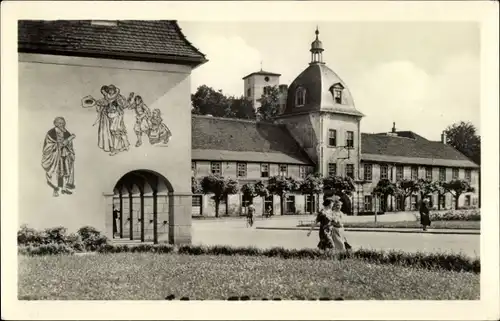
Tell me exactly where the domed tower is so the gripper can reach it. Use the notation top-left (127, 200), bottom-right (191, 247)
top-left (275, 27), bottom-right (364, 180)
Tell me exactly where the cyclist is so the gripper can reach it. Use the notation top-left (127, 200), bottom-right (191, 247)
top-left (247, 204), bottom-right (255, 227)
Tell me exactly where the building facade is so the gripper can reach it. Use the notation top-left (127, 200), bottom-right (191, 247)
top-left (18, 20), bottom-right (206, 244)
top-left (192, 28), bottom-right (480, 217)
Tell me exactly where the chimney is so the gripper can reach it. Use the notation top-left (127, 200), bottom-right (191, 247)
top-left (441, 131), bottom-right (447, 144)
top-left (391, 122), bottom-right (396, 133)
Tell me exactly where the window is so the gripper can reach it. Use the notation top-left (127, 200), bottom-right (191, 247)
top-left (439, 194), bottom-right (446, 209)
top-left (299, 166), bottom-right (307, 179)
top-left (191, 161), bottom-right (197, 176)
top-left (192, 196), bottom-right (201, 206)
top-left (285, 195), bottom-right (296, 214)
top-left (425, 167), bottom-right (433, 180)
top-left (264, 195), bottom-right (273, 215)
top-left (261, 163), bottom-right (269, 178)
top-left (263, 86), bottom-right (271, 95)
top-left (247, 88), bottom-right (251, 97)
top-left (328, 163), bottom-right (337, 177)
top-left (396, 166), bottom-right (404, 180)
top-left (346, 131), bottom-right (354, 148)
top-left (279, 164), bottom-right (288, 177)
top-left (264, 76), bottom-right (270, 82)
top-left (364, 195), bottom-right (373, 212)
top-left (237, 162), bottom-right (247, 178)
top-left (211, 162), bottom-right (221, 175)
top-left (452, 168), bottom-right (459, 180)
top-left (465, 195), bottom-right (471, 207)
top-left (329, 83), bottom-right (344, 104)
top-left (364, 164), bottom-right (373, 181)
top-left (439, 168), bottom-right (446, 181)
top-left (328, 129), bottom-right (337, 147)
top-left (305, 195), bottom-right (315, 214)
top-left (411, 166), bottom-right (418, 180)
top-left (295, 87), bottom-right (306, 107)
top-left (380, 165), bottom-right (389, 180)
top-left (465, 169), bottom-right (471, 182)
top-left (411, 195), bottom-right (418, 210)
top-left (345, 164), bottom-right (354, 179)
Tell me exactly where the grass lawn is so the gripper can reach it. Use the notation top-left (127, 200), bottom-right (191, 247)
top-left (18, 253), bottom-right (479, 300)
top-left (298, 220), bottom-right (480, 230)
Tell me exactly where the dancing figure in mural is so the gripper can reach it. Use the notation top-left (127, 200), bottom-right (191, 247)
top-left (105, 84), bottom-right (132, 155)
top-left (148, 109), bottom-right (172, 145)
top-left (127, 94), bottom-right (152, 147)
top-left (41, 117), bottom-right (76, 197)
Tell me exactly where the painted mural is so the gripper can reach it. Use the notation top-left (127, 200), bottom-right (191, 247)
top-left (82, 84), bottom-right (172, 155)
top-left (41, 117), bottom-right (76, 197)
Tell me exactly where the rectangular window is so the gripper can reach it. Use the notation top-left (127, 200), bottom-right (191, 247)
top-left (261, 163), bottom-right (269, 178)
top-left (465, 195), bottom-right (471, 207)
top-left (328, 163), bottom-right (337, 177)
top-left (211, 162), bottom-right (221, 175)
top-left (346, 131), bottom-right (354, 148)
top-left (279, 164), bottom-right (288, 177)
top-left (328, 129), bottom-right (337, 147)
top-left (334, 89), bottom-right (342, 104)
top-left (380, 164), bottom-right (389, 180)
top-left (364, 164), bottom-right (373, 181)
top-left (299, 166), bottom-right (307, 179)
top-left (285, 195), bottom-right (296, 214)
top-left (439, 168), bottom-right (446, 181)
top-left (264, 196), bottom-right (273, 215)
top-left (191, 161), bottom-right (197, 176)
top-left (411, 166), bottom-right (418, 180)
top-left (237, 162), bottom-right (247, 178)
top-left (192, 195), bottom-right (201, 206)
top-left (465, 169), bottom-right (471, 182)
top-left (411, 195), bottom-right (418, 210)
top-left (396, 166), bottom-right (404, 180)
top-left (247, 88), bottom-right (251, 97)
top-left (305, 195), bottom-right (315, 214)
top-left (439, 194), bottom-right (446, 209)
top-left (364, 195), bottom-right (373, 212)
top-left (425, 167), bottom-right (433, 180)
top-left (452, 168), bottom-right (459, 180)
top-left (345, 164), bottom-right (354, 179)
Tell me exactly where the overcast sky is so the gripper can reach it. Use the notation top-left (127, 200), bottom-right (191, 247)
top-left (179, 21), bottom-right (480, 141)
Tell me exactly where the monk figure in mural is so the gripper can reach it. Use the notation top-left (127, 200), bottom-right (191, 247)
top-left (148, 109), bottom-right (172, 145)
top-left (41, 117), bottom-right (76, 197)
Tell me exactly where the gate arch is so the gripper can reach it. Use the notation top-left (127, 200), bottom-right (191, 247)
top-left (109, 169), bottom-right (174, 244)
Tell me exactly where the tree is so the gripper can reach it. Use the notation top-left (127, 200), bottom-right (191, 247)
top-left (299, 173), bottom-right (324, 214)
top-left (372, 179), bottom-right (399, 212)
top-left (227, 96), bottom-right (256, 120)
top-left (441, 179), bottom-right (474, 210)
top-left (191, 85), bottom-right (231, 117)
top-left (240, 181), bottom-right (270, 215)
top-left (396, 179), bottom-right (420, 211)
top-left (200, 175), bottom-right (239, 217)
top-left (323, 176), bottom-right (355, 215)
top-left (444, 121), bottom-right (481, 165)
top-left (257, 85), bottom-right (281, 121)
top-left (267, 176), bottom-right (295, 215)
top-left (191, 176), bottom-right (202, 194)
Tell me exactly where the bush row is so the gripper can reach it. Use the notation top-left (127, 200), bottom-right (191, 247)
top-left (164, 295), bottom-right (344, 301)
top-left (418, 209), bottom-right (481, 222)
top-left (17, 225), bottom-right (109, 252)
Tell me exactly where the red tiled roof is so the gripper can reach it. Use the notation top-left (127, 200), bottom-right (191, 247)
top-left (18, 20), bottom-right (207, 66)
top-left (361, 132), bottom-right (478, 168)
top-left (191, 116), bottom-right (314, 165)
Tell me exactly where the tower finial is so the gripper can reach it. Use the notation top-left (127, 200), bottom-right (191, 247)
top-left (315, 26), bottom-right (319, 39)
top-left (392, 122), bottom-right (396, 133)
top-left (260, 60), bottom-right (263, 71)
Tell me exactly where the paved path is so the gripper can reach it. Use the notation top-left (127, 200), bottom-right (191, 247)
top-left (192, 219), bottom-right (480, 258)
top-left (257, 226), bottom-right (479, 235)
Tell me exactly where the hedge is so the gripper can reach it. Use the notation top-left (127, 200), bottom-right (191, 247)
top-left (418, 209), bottom-right (480, 222)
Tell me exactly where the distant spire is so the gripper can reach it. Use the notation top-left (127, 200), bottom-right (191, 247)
top-left (260, 61), bottom-right (263, 71)
top-left (392, 122), bottom-right (396, 133)
top-left (315, 25), bottom-right (319, 39)
top-left (310, 26), bottom-right (324, 64)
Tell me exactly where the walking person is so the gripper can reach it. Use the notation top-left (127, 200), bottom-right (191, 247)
top-left (112, 207), bottom-right (120, 238)
top-left (419, 198), bottom-right (432, 231)
top-left (307, 198), bottom-right (345, 251)
top-left (246, 203), bottom-right (255, 227)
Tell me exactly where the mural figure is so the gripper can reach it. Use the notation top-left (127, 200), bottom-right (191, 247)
top-left (41, 117), bottom-right (76, 197)
top-left (148, 109), bottom-right (172, 145)
top-left (128, 94), bottom-right (152, 147)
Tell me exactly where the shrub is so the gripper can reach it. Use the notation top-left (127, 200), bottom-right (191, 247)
top-left (77, 226), bottom-right (109, 251)
top-left (44, 226), bottom-right (68, 244)
top-left (18, 243), bottom-right (75, 256)
top-left (416, 209), bottom-right (480, 221)
top-left (17, 225), bottom-right (47, 246)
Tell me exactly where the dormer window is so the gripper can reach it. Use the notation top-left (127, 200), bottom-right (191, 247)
top-left (295, 87), bottom-right (306, 107)
top-left (329, 83), bottom-right (344, 104)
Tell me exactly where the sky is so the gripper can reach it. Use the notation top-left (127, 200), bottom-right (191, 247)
top-left (179, 21), bottom-right (480, 141)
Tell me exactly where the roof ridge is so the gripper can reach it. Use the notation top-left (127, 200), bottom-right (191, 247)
top-left (192, 114), bottom-right (282, 126)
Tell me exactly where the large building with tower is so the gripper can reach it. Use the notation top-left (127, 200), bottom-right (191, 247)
top-left (191, 28), bottom-right (480, 217)
top-left (18, 21), bottom-right (479, 245)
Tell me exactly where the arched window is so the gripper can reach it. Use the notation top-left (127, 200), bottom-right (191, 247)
top-left (329, 83), bottom-right (344, 104)
top-left (295, 87), bottom-right (306, 107)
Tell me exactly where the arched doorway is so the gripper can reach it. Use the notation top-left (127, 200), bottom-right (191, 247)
top-left (111, 170), bottom-right (173, 244)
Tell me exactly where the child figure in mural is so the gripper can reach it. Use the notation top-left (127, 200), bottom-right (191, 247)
top-left (127, 94), bottom-right (152, 147)
top-left (148, 109), bottom-right (172, 145)
top-left (41, 117), bottom-right (76, 197)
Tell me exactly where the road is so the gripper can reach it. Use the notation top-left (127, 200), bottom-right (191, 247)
top-left (191, 218), bottom-right (480, 258)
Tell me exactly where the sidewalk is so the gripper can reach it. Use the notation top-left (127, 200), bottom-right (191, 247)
top-left (255, 226), bottom-right (480, 235)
